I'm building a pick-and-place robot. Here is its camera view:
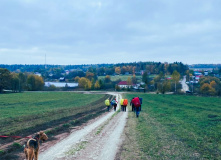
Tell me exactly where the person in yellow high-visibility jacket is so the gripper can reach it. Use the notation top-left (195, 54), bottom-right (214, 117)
top-left (105, 99), bottom-right (110, 111)
top-left (120, 99), bottom-right (124, 111)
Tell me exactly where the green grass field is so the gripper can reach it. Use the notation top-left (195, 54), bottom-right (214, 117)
top-left (122, 93), bottom-right (221, 159)
top-left (98, 75), bottom-right (142, 81)
top-left (0, 92), bottom-right (105, 135)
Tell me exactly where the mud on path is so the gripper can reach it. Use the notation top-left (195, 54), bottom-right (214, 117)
top-left (39, 93), bottom-right (128, 160)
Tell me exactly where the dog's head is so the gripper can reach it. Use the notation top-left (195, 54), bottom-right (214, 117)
top-left (38, 131), bottom-right (48, 142)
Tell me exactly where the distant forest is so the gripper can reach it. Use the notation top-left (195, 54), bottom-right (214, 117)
top-left (189, 64), bottom-right (221, 68)
top-left (0, 61), bottom-right (188, 93)
top-left (0, 61), bottom-right (188, 75)
top-left (0, 64), bottom-right (113, 72)
top-left (1, 63), bottom-right (220, 73)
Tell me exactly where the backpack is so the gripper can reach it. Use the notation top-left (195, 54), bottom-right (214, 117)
top-left (123, 99), bottom-right (128, 106)
top-left (134, 97), bottom-right (141, 107)
top-left (120, 99), bottom-right (124, 105)
top-left (105, 99), bottom-right (110, 106)
top-left (111, 100), bottom-right (117, 105)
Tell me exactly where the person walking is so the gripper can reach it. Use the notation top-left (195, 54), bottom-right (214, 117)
top-left (120, 98), bottom-right (124, 111)
top-left (130, 97), bottom-right (135, 112)
top-left (133, 97), bottom-right (141, 117)
top-left (111, 98), bottom-right (118, 111)
top-left (123, 99), bottom-right (128, 112)
top-left (105, 98), bottom-right (110, 112)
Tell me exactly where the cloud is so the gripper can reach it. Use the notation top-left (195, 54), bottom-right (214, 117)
top-left (172, 20), bottom-right (221, 36)
top-left (0, 0), bottom-right (221, 65)
top-left (90, 1), bottom-right (102, 8)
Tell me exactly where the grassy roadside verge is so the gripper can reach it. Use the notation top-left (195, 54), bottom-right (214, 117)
top-left (118, 93), bottom-right (221, 159)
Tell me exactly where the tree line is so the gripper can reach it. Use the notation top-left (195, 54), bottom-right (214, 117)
top-left (0, 61), bottom-right (189, 93)
top-left (0, 68), bottom-right (44, 93)
top-left (0, 61), bottom-right (188, 76)
top-left (189, 64), bottom-right (221, 69)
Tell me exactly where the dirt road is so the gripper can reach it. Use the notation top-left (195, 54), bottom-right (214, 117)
top-left (39, 93), bottom-right (128, 160)
top-left (180, 76), bottom-right (189, 92)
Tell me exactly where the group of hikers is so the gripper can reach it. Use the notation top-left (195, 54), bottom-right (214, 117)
top-left (105, 96), bottom-right (142, 117)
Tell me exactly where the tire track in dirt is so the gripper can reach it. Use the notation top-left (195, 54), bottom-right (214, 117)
top-left (72, 103), bottom-right (127, 160)
top-left (39, 93), bottom-right (128, 160)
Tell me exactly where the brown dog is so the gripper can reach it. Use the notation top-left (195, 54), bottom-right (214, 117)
top-left (24, 131), bottom-right (48, 160)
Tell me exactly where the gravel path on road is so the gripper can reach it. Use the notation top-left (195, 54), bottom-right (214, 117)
top-left (181, 76), bottom-right (189, 92)
top-left (39, 93), bottom-right (128, 160)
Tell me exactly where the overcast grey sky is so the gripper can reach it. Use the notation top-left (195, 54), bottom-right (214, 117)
top-left (0, 0), bottom-right (221, 65)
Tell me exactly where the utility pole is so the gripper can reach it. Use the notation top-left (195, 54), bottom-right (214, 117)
top-left (45, 54), bottom-right (47, 69)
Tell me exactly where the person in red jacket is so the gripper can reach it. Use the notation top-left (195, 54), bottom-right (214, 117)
top-left (133, 97), bottom-right (141, 117)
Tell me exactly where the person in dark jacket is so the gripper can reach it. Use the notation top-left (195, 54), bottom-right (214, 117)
top-left (111, 99), bottom-right (118, 111)
top-left (130, 97), bottom-right (135, 112)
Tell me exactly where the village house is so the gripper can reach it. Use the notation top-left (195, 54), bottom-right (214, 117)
top-left (117, 81), bottom-right (133, 88)
top-left (59, 77), bottom-right (65, 82)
